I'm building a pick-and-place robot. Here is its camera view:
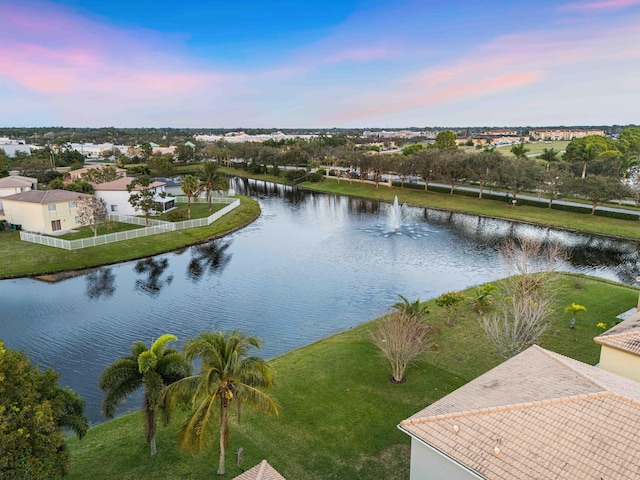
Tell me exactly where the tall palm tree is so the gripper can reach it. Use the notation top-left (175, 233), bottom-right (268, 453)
top-left (539, 147), bottom-right (559, 170)
top-left (166, 331), bottom-right (279, 475)
top-left (579, 143), bottom-right (599, 178)
top-left (510, 142), bottom-right (529, 160)
top-left (180, 174), bottom-right (201, 219)
top-left (619, 154), bottom-right (639, 180)
top-left (99, 334), bottom-right (191, 455)
top-left (199, 162), bottom-right (228, 212)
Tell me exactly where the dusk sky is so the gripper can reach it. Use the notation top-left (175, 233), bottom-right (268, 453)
top-left (2, 0), bottom-right (640, 128)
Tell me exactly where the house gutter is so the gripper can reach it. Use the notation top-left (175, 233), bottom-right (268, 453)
top-left (397, 424), bottom-right (486, 480)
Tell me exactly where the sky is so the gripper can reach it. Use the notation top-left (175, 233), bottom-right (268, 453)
top-left (1, 0), bottom-right (640, 128)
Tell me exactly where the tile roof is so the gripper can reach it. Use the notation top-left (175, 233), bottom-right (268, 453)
top-left (232, 460), bottom-right (285, 480)
top-left (68, 166), bottom-right (127, 177)
top-left (0, 175), bottom-right (36, 188)
top-left (400, 345), bottom-right (640, 480)
top-left (595, 311), bottom-right (640, 355)
top-left (2, 189), bottom-right (92, 204)
top-left (93, 177), bottom-right (164, 191)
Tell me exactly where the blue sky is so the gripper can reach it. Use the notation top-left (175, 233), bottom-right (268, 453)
top-left (1, 0), bottom-right (640, 127)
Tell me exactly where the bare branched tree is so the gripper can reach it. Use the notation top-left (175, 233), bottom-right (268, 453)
top-left (482, 294), bottom-right (554, 358)
top-left (76, 195), bottom-right (108, 236)
top-left (371, 312), bottom-right (432, 383)
top-left (482, 238), bottom-right (567, 358)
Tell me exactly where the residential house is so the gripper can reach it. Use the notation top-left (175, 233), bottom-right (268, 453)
top-left (66, 165), bottom-right (127, 181)
top-left (93, 177), bottom-right (174, 215)
top-left (0, 175), bottom-right (37, 209)
top-left (232, 460), bottom-right (285, 480)
top-left (594, 310), bottom-right (640, 382)
top-left (2, 189), bottom-right (92, 234)
top-left (399, 345), bottom-right (640, 480)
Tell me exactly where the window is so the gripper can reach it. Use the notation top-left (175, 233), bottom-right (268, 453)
top-left (75, 216), bottom-right (82, 225)
top-left (110, 205), bottom-right (118, 212)
top-left (51, 220), bottom-right (61, 231)
top-left (68, 201), bottom-right (77, 208)
top-left (48, 204), bottom-right (56, 211)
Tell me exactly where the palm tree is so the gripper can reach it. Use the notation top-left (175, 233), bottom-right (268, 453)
top-left (99, 334), bottom-right (191, 455)
top-left (565, 303), bottom-right (587, 329)
top-left (199, 162), bottom-right (228, 212)
top-left (619, 154), bottom-right (639, 180)
top-left (166, 331), bottom-right (279, 475)
top-left (510, 142), bottom-right (529, 160)
top-left (539, 147), bottom-right (559, 170)
top-left (180, 174), bottom-right (201, 219)
top-left (579, 144), bottom-right (599, 178)
top-left (391, 294), bottom-right (429, 319)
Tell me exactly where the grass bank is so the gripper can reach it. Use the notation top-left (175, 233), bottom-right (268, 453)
top-left (0, 196), bottom-right (260, 279)
top-left (66, 273), bottom-right (638, 479)
top-left (301, 178), bottom-right (640, 239)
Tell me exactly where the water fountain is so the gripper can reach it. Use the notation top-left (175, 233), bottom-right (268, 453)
top-left (388, 196), bottom-right (405, 232)
top-left (362, 195), bottom-right (437, 238)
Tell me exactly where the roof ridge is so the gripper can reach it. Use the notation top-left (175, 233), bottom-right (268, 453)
top-left (401, 391), bottom-right (616, 426)
top-left (256, 460), bottom-right (268, 480)
top-left (536, 346), bottom-right (612, 391)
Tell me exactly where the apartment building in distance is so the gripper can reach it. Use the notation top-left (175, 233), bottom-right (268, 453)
top-left (529, 128), bottom-right (605, 141)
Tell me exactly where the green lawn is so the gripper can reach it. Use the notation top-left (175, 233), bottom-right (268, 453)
top-left (154, 201), bottom-right (226, 221)
top-left (65, 273), bottom-right (638, 480)
top-left (0, 196), bottom-right (260, 279)
top-left (53, 222), bottom-right (142, 240)
top-left (301, 178), bottom-right (640, 239)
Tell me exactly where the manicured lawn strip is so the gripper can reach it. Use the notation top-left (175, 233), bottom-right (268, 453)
top-left (300, 178), bottom-right (640, 239)
top-left (154, 201), bottom-right (225, 221)
top-left (0, 196), bottom-right (260, 279)
top-left (53, 222), bottom-right (142, 240)
top-left (65, 273), bottom-right (638, 479)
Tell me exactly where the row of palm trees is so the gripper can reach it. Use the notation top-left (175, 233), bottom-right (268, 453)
top-left (99, 330), bottom-right (278, 475)
top-left (180, 162), bottom-right (229, 219)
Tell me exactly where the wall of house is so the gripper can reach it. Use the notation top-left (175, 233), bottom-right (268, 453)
top-left (94, 190), bottom-right (137, 215)
top-left (3, 199), bottom-right (83, 234)
top-left (409, 438), bottom-right (482, 480)
top-left (599, 346), bottom-right (640, 382)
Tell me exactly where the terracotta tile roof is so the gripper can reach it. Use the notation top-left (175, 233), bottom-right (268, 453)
top-left (68, 166), bottom-right (126, 178)
top-left (93, 177), bottom-right (164, 191)
top-left (2, 189), bottom-right (92, 204)
top-left (401, 346), bottom-right (640, 479)
top-left (595, 311), bottom-right (640, 355)
top-left (232, 460), bottom-right (285, 480)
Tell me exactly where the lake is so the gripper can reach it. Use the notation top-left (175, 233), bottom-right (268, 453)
top-left (2, 178), bottom-right (639, 424)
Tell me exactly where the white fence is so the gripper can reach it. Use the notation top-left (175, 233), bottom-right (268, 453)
top-left (19, 197), bottom-right (240, 250)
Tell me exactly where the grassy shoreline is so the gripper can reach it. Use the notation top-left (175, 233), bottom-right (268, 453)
top-left (65, 273), bottom-right (639, 479)
top-left (221, 166), bottom-right (640, 240)
top-left (0, 196), bottom-right (260, 280)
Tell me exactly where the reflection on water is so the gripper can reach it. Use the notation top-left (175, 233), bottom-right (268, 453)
top-left (187, 240), bottom-right (232, 282)
top-left (85, 268), bottom-right (116, 299)
top-left (1, 178), bottom-right (639, 424)
top-left (134, 258), bottom-right (174, 297)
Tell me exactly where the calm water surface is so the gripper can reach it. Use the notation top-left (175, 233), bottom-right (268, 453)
top-left (2, 179), bottom-right (639, 424)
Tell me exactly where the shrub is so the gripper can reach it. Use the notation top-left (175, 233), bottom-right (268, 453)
top-left (166, 209), bottom-right (187, 222)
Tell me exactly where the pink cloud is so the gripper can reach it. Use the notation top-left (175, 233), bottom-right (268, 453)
top-left (560, 0), bottom-right (640, 11)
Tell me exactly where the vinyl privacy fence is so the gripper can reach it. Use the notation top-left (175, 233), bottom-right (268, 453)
top-left (19, 197), bottom-right (240, 250)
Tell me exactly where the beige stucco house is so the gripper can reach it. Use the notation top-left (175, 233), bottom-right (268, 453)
top-left (594, 310), bottom-right (640, 382)
top-left (399, 345), bottom-right (640, 480)
top-left (2, 189), bottom-right (93, 234)
top-left (0, 175), bottom-right (37, 209)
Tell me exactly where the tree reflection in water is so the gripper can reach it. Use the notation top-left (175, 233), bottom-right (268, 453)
top-left (85, 268), bottom-right (116, 299)
top-left (187, 240), bottom-right (232, 282)
top-left (134, 258), bottom-right (174, 296)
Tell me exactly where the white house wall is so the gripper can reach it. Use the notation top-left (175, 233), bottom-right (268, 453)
top-left (3, 199), bottom-right (83, 234)
top-left (409, 438), bottom-right (483, 480)
top-left (94, 190), bottom-right (137, 215)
